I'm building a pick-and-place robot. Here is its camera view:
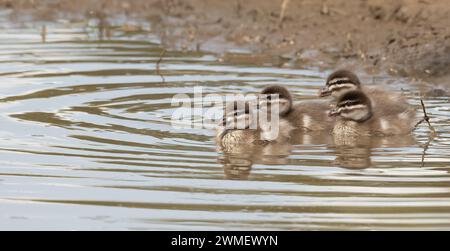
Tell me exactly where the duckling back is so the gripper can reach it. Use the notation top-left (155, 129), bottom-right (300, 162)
top-left (363, 86), bottom-right (417, 135)
top-left (363, 85), bottom-right (412, 116)
top-left (286, 100), bottom-right (336, 132)
top-left (216, 93), bottom-right (294, 149)
top-left (331, 90), bottom-right (417, 138)
top-left (217, 128), bottom-right (261, 151)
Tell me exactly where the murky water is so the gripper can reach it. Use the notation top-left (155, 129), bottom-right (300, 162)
top-left (1, 18), bottom-right (450, 230)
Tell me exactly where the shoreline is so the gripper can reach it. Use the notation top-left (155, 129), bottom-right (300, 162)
top-left (1, 0), bottom-right (450, 94)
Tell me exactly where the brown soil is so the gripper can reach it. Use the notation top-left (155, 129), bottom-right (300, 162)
top-left (1, 0), bottom-right (450, 89)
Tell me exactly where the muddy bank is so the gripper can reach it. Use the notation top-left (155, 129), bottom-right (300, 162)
top-left (1, 0), bottom-right (450, 89)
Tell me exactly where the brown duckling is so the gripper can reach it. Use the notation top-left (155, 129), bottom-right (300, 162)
top-left (319, 69), bottom-right (412, 115)
top-left (329, 90), bottom-right (416, 137)
top-left (216, 85), bottom-right (294, 149)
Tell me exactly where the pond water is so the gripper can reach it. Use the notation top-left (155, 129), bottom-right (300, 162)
top-left (1, 18), bottom-right (450, 230)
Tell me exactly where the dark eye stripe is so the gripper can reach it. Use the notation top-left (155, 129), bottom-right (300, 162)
top-left (327, 79), bottom-right (355, 86)
top-left (329, 85), bottom-right (354, 92)
top-left (339, 104), bottom-right (365, 114)
top-left (338, 100), bottom-right (360, 107)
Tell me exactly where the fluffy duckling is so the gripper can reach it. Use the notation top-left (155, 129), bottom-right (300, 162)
top-left (217, 84), bottom-right (340, 149)
top-left (217, 100), bottom-right (265, 149)
top-left (217, 85), bottom-right (294, 148)
top-left (258, 85), bottom-right (296, 141)
top-left (259, 85), bottom-right (335, 134)
top-left (329, 90), bottom-right (416, 137)
top-left (319, 69), bottom-right (411, 114)
top-left (319, 70), bottom-right (362, 98)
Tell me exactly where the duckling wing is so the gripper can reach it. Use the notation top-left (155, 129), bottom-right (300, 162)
top-left (371, 108), bottom-right (417, 135)
top-left (288, 100), bottom-right (335, 131)
top-left (364, 85), bottom-right (414, 117)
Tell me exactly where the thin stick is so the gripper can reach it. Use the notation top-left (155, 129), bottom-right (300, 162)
top-left (414, 98), bottom-right (436, 134)
top-left (156, 49), bottom-right (166, 74)
top-left (420, 133), bottom-right (434, 168)
top-left (278, 0), bottom-right (291, 27)
top-left (156, 49), bottom-right (166, 82)
top-left (414, 98), bottom-right (436, 167)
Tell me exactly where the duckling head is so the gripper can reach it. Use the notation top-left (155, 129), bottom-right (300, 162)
top-left (319, 69), bottom-right (361, 98)
top-left (259, 85), bottom-right (293, 116)
top-left (329, 90), bottom-right (373, 122)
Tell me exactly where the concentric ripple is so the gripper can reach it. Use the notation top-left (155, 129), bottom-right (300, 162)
top-left (1, 19), bottom-right (450, 230)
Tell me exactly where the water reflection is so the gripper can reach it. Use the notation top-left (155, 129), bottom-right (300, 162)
top-left (333, 135), bottom-right (418, 169)
top-left (218, 140), bottom-right (292, 180)
top-left (218, 131), bottom-right (421, 177)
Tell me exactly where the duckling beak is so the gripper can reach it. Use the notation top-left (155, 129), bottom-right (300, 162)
top-left (328, 108), bottom-right (340, 117)
top-left (318, 87), bottom-right (332, 97)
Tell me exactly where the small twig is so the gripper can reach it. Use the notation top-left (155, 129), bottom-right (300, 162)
top-left (320, 2), bottom-right (329, 16)
top-left (156, 49), bottom-right (166, 73)
top-left (278, 0), bottom-right (290, 27)
top-left (410, 98), bottom-right (436, 168)
top-left (156, 49), bottom-right (166, 82)
top-left (420, 133), bottom-right (434, 168)
top-left (235, 0), bottom-right (242, 18)
top-left (414, 98), bottom-right (436, 134)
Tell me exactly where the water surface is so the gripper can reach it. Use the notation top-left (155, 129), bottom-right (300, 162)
top-left (1, 18), bottom-right (450, 230)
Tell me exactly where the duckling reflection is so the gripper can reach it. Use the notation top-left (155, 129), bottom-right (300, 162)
top-left (219, 155), bottom-right (253, 180)
top-left (218, 127), bottom-right (418, 177)
top-left (217, 140), bottom-right (292, 180)
top-left (331, 134), bottom-right (418, 169)
top-left (333, 145), bottom-right (372, 169)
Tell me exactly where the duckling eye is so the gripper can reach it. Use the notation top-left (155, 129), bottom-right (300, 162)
top-left (339, 100), bottom-right (359, 107)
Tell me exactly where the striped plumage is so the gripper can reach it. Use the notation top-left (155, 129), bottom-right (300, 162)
top-left (319, 69), bottom-right (412, 115)
top-left (319, 70), bottom-right (417, 142)
top-left (216, 85), bottom-right (294, 149)
top-left (217, 84), bottom-right (339, 150)
top-left (329, 90), bottom-right (416, 138)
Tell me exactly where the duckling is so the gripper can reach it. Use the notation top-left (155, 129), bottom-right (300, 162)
top-left (319, 70), bottom-right (362, 99)
top-left (261, 85), bottom-right (336, 133)
top-left (216, 100), bottom-right (260, 149)
top-left (258, 85), bottom-right (296, 141)
top-left (260, 85), bottom-right (335, 134)
top-left (216, 85), bottom-right (294, 149)
top-left (329, 90), bottom-right (416, 137)
top-left (319, 69), bottom-right (411, 114)
top-left (218, 139), bottom-right (293, 179)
